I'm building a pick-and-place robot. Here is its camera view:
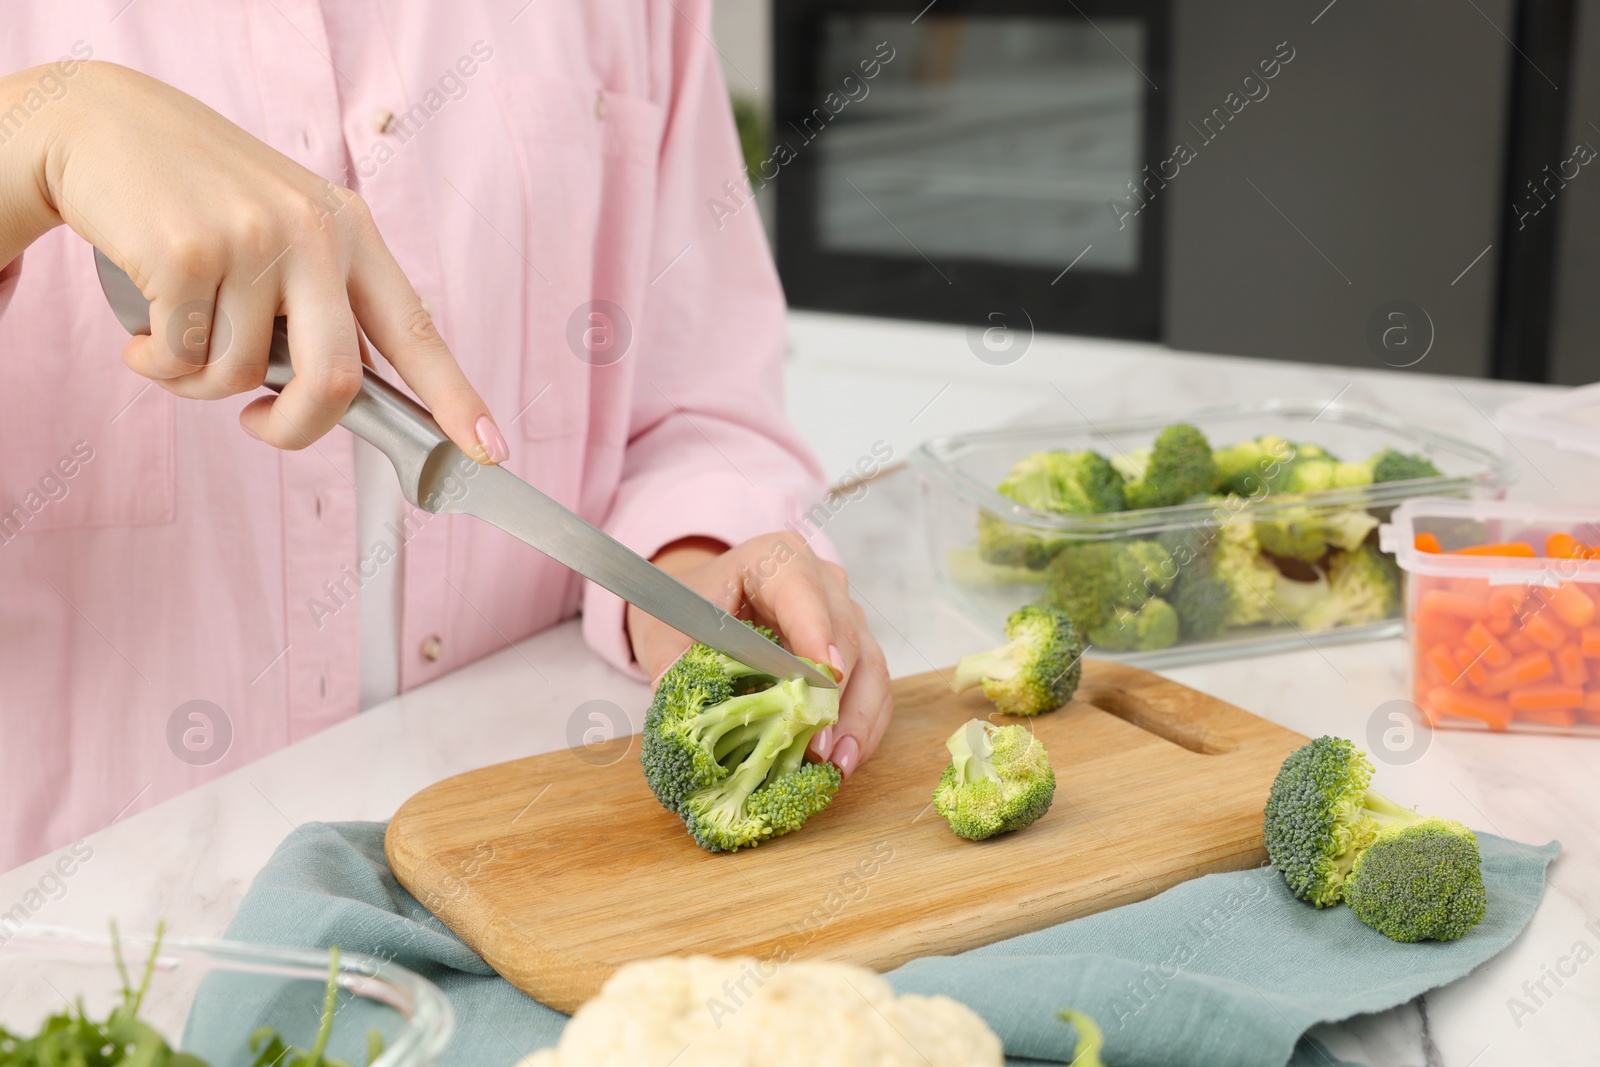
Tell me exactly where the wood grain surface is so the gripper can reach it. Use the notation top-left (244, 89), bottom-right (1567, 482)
top-left (385, 660), bottom-right (1305, 1012)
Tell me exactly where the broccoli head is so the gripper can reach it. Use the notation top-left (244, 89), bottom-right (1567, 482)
top-left (1366, 448), bottom-right (1443, 484)
top-left (1213, 434), bottom-right (1297, 496)
top-left (932, 719), bottom-right (1056, 841)
top-left (1264, 736), bottom-right (1487, 942)
top-left (641, 631), bottom-right (841, 853)
top-left (952, 605), bottom-right (1084, 716)
top-left (1167, 496), bottom-right (1299, 637)
top-left (1255, 505), bottom-right (1379, 563)
top-left (1114, 423), bottom-right (1219, 509)
top-left (1037, 539), bottom-right (1174, 634)
top-left (1296, 543), bottom-right (1400, 631)
top-left (1272, 456), bottom-right (1374, 495)
top-left (1343, 816), bottom-right (1488, 942)
top-left (976, 450), bottom-right (1126, 569)
top-left (1087, 597), bottom-right (1179, 652)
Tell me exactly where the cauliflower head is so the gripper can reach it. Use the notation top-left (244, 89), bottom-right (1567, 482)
top-left (518, 956), bottom-right (1003, 1067)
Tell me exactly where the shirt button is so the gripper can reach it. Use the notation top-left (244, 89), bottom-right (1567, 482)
top-left (372, 108), bottom-right (396, 134)
top-left (420, 635), bottom-right (443, 662)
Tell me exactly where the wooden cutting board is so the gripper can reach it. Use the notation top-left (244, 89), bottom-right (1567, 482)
top-left (386, 660), bottom-right (1305, 1012)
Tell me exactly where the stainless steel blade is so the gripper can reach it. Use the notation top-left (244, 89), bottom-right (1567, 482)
top-left (433, 460), bottom-right (838, 688)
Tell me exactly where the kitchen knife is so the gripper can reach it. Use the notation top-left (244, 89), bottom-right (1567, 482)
top-left (92, 248), bottom-right (836, 689)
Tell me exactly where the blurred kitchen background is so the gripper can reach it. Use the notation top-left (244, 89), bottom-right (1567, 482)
top-left (711, 0), bottom-right (1600, 387)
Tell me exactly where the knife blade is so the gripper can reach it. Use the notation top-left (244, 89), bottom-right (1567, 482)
top-left (91, 248), bottom-right (836, 689)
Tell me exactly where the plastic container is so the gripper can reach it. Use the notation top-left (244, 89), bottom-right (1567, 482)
top-left (1380, 497), bottom-right (1600, 736)
top-left (0, 925), bottom-right (455, 1066)
top-left (911, 399), bottom-right (1514, 667)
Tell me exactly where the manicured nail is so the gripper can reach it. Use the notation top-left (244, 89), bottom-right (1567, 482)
top-left (240, 421), bottom-right (262, 441)
top-left (810, 726), bottom-right (834, 760)
top-left (475, 414), bottom-right (509, 464)
top-left (828, 644), bottom-right (845, 676)
top-left (832, 735), bottom-right (859, 779)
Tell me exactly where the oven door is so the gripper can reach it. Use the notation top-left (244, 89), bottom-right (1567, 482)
top-left (773, 0), bottom-right (1170, 341)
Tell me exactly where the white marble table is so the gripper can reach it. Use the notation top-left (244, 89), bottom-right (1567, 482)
top-left (2, 312), bottom-right (1597, 1065)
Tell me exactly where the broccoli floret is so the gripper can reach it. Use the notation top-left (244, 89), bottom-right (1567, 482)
top-left (932, 719), bottom-right (1056, 841)
top-left (1255, 505), bottom-right (1379, 563)
top-left (1088, 598), bottom-right (1179, 652)
top-left (1366, 448), bottom-right (1443, 484)
top-left (1344, 817), bottom-right (1488, 942)
top-left (1263, 735), bottom-right (1385, 907)
top-left (1115, 424), bottom-right (1219, 510)
top-left (1296, 544), bottom-right (1400, 631)
top-left (1057, 1011), bottom-right (1106, 1067)
top-left (976, 450), bottom-right (1127, 569)
top-left (641, 631), bottom-right (841, 853)
top-left (952, 605), bottom-right (1084, 717)
top-left (1168, 496), bottom-right (1300, 636)
top-left (1037, 539), bottom-right (1173, 633)
top-left (1213, 434), bottom-right (1297, 496)
top-left (1273, 456), bottom-right (1373, 494)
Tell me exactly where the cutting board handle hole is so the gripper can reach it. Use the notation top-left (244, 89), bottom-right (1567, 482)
top-left (1077, 686), bottom-right (1238, 755)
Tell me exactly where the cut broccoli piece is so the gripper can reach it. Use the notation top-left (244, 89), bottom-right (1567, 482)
top-left (952, 605), bottom-right (1083, 716)
top-left (1114, 423), bottom-right (1219, 510)
top-left (1263, 736), bottom-right (1487, 944)
top-left (1167, 495), bottom-right (1304, 637)
top-left (1366, 448), bottom-right (1443, 484)
top-left (932, 719), bottom-right (1056, 841)
top-left (641, 630), bottom-right (841, 853)
top-left (1088, 597), bottom-right (1179, 652)
top-left (1213, 434), bottom-right (1297, 496)
top-left (1296, 544), bottom-right (1400, 631)
top-left (1344, 817), bottom-right (1488, 942)
top-left (1256, 505), bottom-right (1379, 564)
top-left (1037, 539), bottom-right (1173, 634)
top-left (1057, 1011), bottom-right (1106, 1067)
top-left (976, 450), bottom-right (1127, 569)
top-left (1272, 456), bottom-right (1374, 494)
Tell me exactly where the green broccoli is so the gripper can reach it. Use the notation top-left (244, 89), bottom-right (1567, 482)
top-left (976, 450), bottom-right (1127, 569)
top-left (1296, 544), bottom-right (1400, 631)
top-left (1255, 503), bottom-right (1379, 563)
top-left (1037, 539), bottom-right (1174, 633)
top-left (1057, 1010), bottom-right (1106, 1067)
top-left (1088, 597), bottom-right (1179, 652)
top-left (1273, 456), bottom-right (1374, 494)
top-left (1114, 423), bottom-right (1219, 509)
top-left (952, 605), bottom-right (1084, 716)
top-left (1166, 496), bottom-right (1301, 637)
top-left (1366, 447), bottom-right (1443, 484)
top-left (932, 719), bottom-right (1056, 841)
top-left (1344, 817), bottom-right (1488, 942)
top-left (1264, 736), bottom-right (1486, 941)
top-left (1213, 434), bottom-right (1297, 496)
top-left (641, 629), bottom-right (841, 852)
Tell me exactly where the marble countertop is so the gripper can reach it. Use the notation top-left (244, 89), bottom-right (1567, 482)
top-left (2, 312), bottom-right (1597, 1065)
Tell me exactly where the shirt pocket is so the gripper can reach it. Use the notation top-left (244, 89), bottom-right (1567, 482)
top-left (491, 75), bottom-right (664, 450)
top-left (0, 231), bottom-right (175, 538)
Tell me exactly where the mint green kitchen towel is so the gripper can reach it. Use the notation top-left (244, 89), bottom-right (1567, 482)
top-left (183, 822), bottom-right (1557, 1067)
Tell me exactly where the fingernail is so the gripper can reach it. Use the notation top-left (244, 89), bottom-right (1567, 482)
top-left (810, 726), bottom-right (834, 760)
top-left (241, 422), bottom-right (261, 441)
top-left (831, 735), bottom-right (859, 779)
top-left (475, 414), bottom-right (509, 465)
top-left (828, 644), bottom-right (845, 676)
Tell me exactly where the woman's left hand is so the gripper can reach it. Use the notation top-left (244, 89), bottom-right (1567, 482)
top-left (626, 533), bottom-right (893, 780)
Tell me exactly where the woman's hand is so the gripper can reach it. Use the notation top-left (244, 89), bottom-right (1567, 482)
top-left (627, 534), bottom-right (894, 780)
top-left (0, 61), bottom-right (507, 461)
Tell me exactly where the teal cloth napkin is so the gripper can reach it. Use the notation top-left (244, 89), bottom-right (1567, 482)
top-left (183, 822), bottom-right (1557, 1067)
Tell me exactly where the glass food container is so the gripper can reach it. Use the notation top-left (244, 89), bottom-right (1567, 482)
top-left (1380, 497), bottom-right (1600, 736)
top-left (0, 925), bottom-right (455, 1067)
top-left (911, 399), bottom-right (1514, 667)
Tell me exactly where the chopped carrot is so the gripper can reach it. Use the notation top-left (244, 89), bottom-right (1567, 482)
top-left (1489, 585), bottom-right (1528, 618)
top-left (1547, 532), bottom-right (1586, 559)
top-left (1515, 705), bottom-right (1577, 728)
top-left (1426, 686), bottom-right (1512, 730)
top-left (1557, 643), bottom-right (1590, 688)
top-left (1543, 583), bottom-right (1597, 628)
top-left (1452, 542), bottom-right (1536, 557)
top-left (1583, 627), bottom-right (1600, 657)
top-left (1508, 683), bottom-right (1584, 710)
top-left (1415, 532), bottom-right (1443, 553)
top-left (1452, 647), bottom-right (1490, 687)
top-left (1463, 622), bottom-right (1513, 668)
top-left (1485, 614), bottom-right (1512, 635)
top-left (1523, 609), bottom-right (1568, 651)
top-left (1481, 651), bottom-right (1554, 695)
top-left (1419, 590), bottom-right (1490, 621)
top-left (1505, 630), bottom-right (1537, 655)
top-left (1582, 690), bottom-right (1600, 724)
top-left (1423, 643), bottom-right (1456, 684)
top-left (1413, 609), bottom-right (1469, 646)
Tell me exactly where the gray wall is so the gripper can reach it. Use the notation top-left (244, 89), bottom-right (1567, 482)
top-left (1551, 0), bottom-right (1600, 386)
top-left (1162, 0), bottom-right (1512, 377)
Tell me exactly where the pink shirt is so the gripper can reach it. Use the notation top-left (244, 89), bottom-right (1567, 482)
top-left (0, 1), bottom-right (827, 871)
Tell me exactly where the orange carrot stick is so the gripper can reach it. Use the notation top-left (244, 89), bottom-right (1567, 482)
top-left (1508, 683), bottom-right (1584, 710)
top-left (1523, 609), bottom-right (1568, 651)
top-left (1485, 614), bottom-right (1511, 635)
top-left (1452, 542), bottom-right (1536, 557)
top-left (1415, 532), bottom-right (1443, 553)
top-left (1489, 585), bottom-right (1528, 618)
top-left (1426, 686), bottom-right (1512, 730)
top-left (1413, 610), bottom-right (1469, 647)
top-left (1547, 532), bottom-right (1586, 559)
top-left (1515, 705), bottom-right (1577, 728)
top-left (1481, 651), bottom-right (1554, 695)
top-left (1452, 647), bottom-right (1490, 687)
top-left (1424, 643), bottom-right (1456, 683)
top-left (1419, 590), bottom-right (1491, 621)
top-left (1583, 627), bottom-right (1600, 657)
top-left (1557, 643), bottom-right (1590, 688)
top-left (1463, 621), bottom-right (1513, 668)
top-left (1544, 583), bottom-right (1597, 629)
top-left (1582, 690), bottom-right (1600, 724)
top-left (1505, 630), bottom-right (1537, 655)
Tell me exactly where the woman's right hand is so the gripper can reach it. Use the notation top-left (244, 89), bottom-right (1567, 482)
top-left (0, 60), bottom-right (508, 461)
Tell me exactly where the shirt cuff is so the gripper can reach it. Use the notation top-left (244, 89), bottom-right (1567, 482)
top-left (581, 470), bottom-right (839, 680)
